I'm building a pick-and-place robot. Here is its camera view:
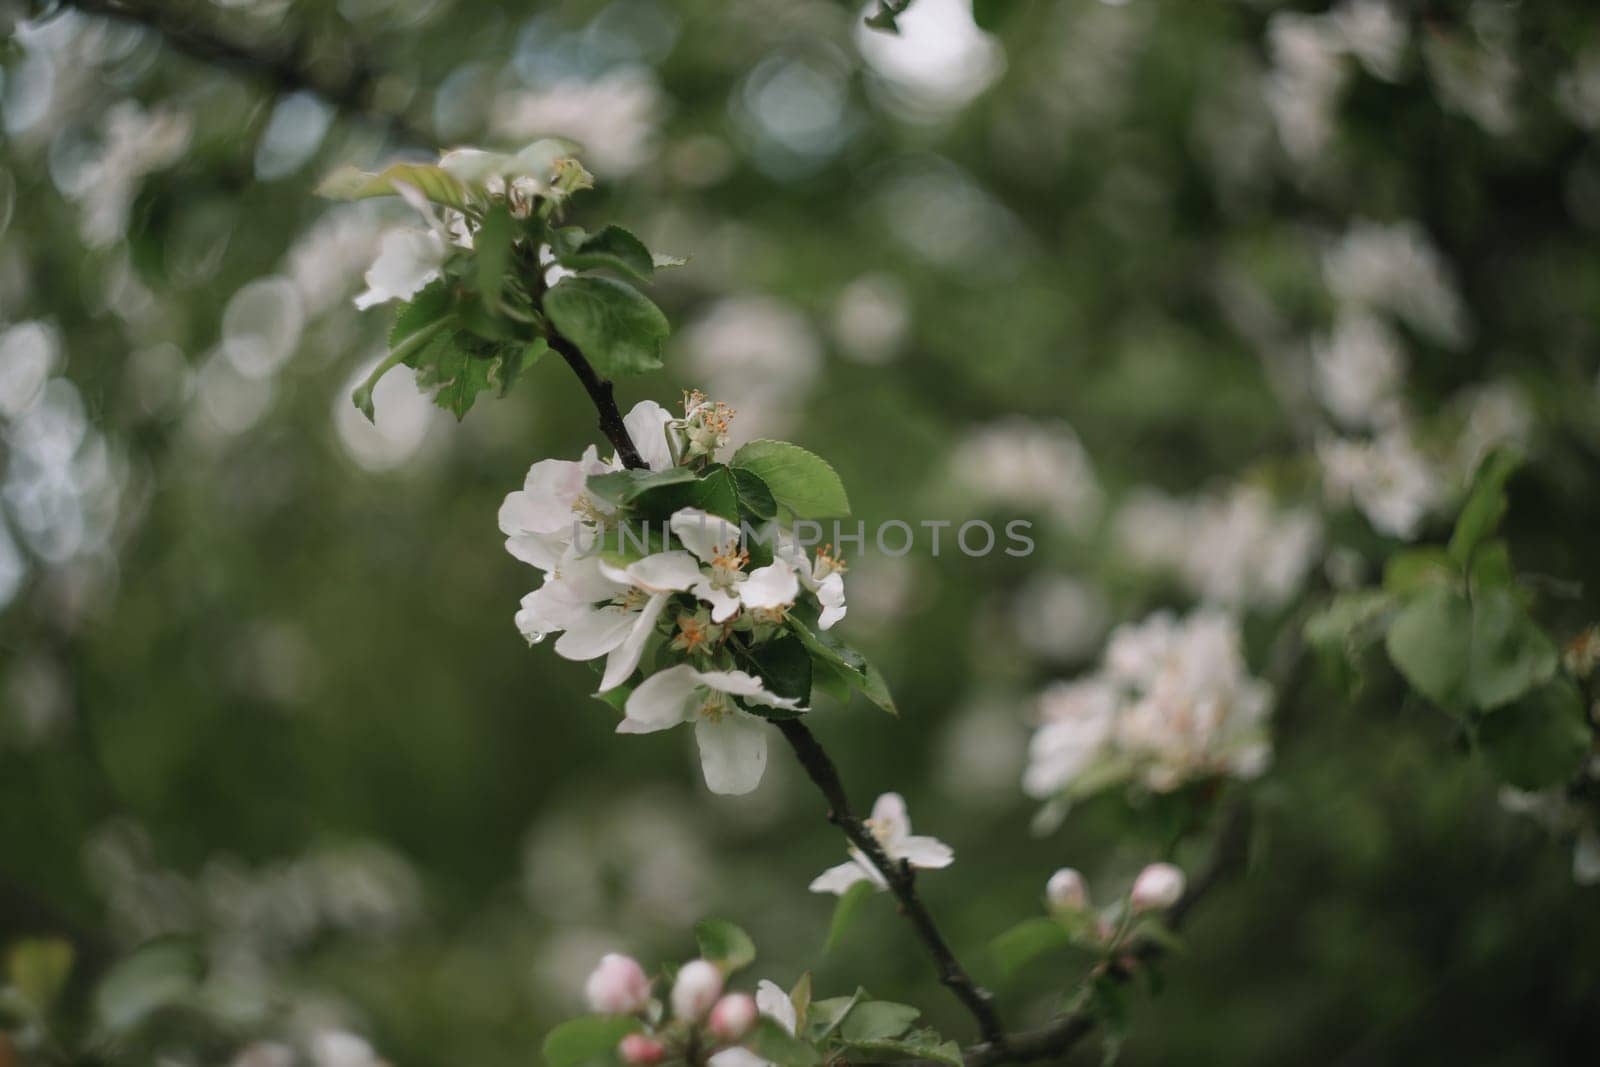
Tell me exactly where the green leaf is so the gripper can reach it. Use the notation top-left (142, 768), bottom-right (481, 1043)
top-left (1449, 448), bottom-right (1521, 569)
top-left (556, 225), bottom-right (656, 284)
top-left (826, 879), bottom-right (878, 953)
top-left (741, 636), bottom-right (813, 712)
top-left (694, 917), bottom-right (756, 975)
top-left (1383, 548), bottom-right (1455, 596)
top-left (1467, 539), bottom-right (1514, 594)
top-left (683, 466), bottom-right (742, 522)
top-left (840, 1000), bottom-right (921, 1042)
top-left (841, 1029), bottom-right (964, 1067)
top-left (586, 466), bottom-right (700, 508)
top-left (731, 468), bottom-right (779, 521)
top-left (475, 201), bottom-right (514, 311)
top-left (1465, 586), bottom-right (1558, 711)
top-left (1386, 584), bottom-right (1474, 711)
top-left (544, 276), bottom-right (669, 377)
top-left (389, 280), bottom-right (457, 351)
top-left (492, 338), bottom-right (550, 397)
top-left (788, 608), bottom-right (897, 715)
top-left (990, 916), bottom-right (1073, 976)
top-left (1386, 583), bottom-right (1558, 713)
top-left (810, 658), bottom-right (854, 704)
top-left (1304, 590), bottom-right (1395, 653)
top-left (730, 441), bottom-right (851, 519)
top-left (807, 990), bottom-right (866, 1041)
top-left (7, 939), bottom-right (74, 1015)
top-left (748, 1018), bottom-right (822, 1067)
top-left (1476, 678), bottom-right (1591, 789)
top-left (789, 973), bottom-right (812, 1035)
top-left (408, 331), bottom-right (495, 420)
top-left (542, 1016), bottom-right (641, 1067)
top-left (317, 162), bottom-right (477, 211)
top-left (94, 938), bottom-right (203, 1035)
top-left (594, 521), bottom-right (673, 567)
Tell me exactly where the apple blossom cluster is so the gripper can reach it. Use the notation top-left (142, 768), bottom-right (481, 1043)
top-left (992, 862), bottom-right (1190, 976)
top-left (499, 392), bottom-right (864, 796)
top-left (1024, 609), bottom-right (1273, 806)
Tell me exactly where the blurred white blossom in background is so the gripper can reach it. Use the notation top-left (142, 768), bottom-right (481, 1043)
top-left (679, 296), bottom-right (823, 447)
top-left (1025, 609), bottom-right (1273, 806)
top-left (948, 418), bottom-right (1102, 535)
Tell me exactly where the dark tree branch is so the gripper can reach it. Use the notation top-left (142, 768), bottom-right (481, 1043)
top-left (534, 333), bottom-right (1005, 1045)
top-left (44, 0), bottom-right (432, 147)
top-left (776, 718), bottom-right (1009, 1048)
top-left (546, 333), bottom-right (647, 472)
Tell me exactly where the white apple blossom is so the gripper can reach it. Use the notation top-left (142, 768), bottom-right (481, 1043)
top-left (515, 551), bottom-right (702, 691)
top-left (809, 793), bottom-right (953, 895)
top-left (1130, 862), bottom-right (1186, 912)
top-left (585, 953), bottom-right (653, 1015)
top-left (670, 508), bottom-right (800, 623)
top-left (353, 225), bottom-right (447, 310)
top-left (671, 959), bottom-right (724, 1022)
top-left (499, 401), bottom-right (675, 571)
top-left (775, 538), bottom-right (848, 630)
top-left (1024, 609), bottom-right (1274, 801)
top-left (1317, 427), bottom-right (1442, 540)
top-left (619, 666), bottom-right (801, 795)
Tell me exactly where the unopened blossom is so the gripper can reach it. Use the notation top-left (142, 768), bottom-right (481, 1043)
top-left (809, 793), bottom-right (953, 895)
top-left (619, 1035), bottom-right (666, 1065)
top-left (671, 959), bottom-right (724, 1022)
top-left (1130, 862), bottom-right (1186, 912)
top-left (1046, 868), bottom-right (1089, 912)
top-left (670, 509), bottom-right (799, 623)
top-left (619, 666), bottom-right (801, 795)
top-left (708, 993), bottom-right (759, 1042)
top-left (585, 953), bottom-right (653, 1015)
top-left (708, 980), bottom-right (798, 1067)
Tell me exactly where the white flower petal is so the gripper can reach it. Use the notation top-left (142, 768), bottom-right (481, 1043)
top-left (816, 572), bottom-right (847, 630)
top-left (600, 592), bottom-right (669, 691)
top-left (694, 712), bottom-right (768, 795)
top-left (709, 1050), bottom-right (768, 1067)
top-left (355, 228), bottom-right (445, 309)
top-left (740, 563), bottom-right (799, 610)
top-left (895, 835), bottom-right (954, 869)
top-left (870, 792), bottom-right (911, 844)
top-left (808, 860), bottom-right (873, 896)
top-left (755, 980), bottom-right (797, 1036)
top-left (670, 508), bottom-right (742, 564)
top-left (621, 550), bottom-right (704, 593)
top-left (620, 664), bottom-right (702, 733)
top-left (696, 669), bottom-right (802, 710)
top-left (554, 606), bottom-right (634, 661)
top-left (623, 400), bottom-right (676, 471)
top-left (694, 579), bottom-right (745, 623)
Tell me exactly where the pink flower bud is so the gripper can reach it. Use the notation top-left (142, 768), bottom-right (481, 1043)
top-left (1130, 862), bottom-right (1185, 913)
top-left (1045, 868), bottom-right (1089, 911)
top-left (585, 954), bottom-right (652, 1015)
top-left (670, 960), bottom-right (723, 1022)
top-left (618, 1035), bottom-right (666, 1065)
top-left (707, 993), bottom-right (758, 1042)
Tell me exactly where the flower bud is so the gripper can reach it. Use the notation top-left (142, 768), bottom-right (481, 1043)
top-left (1130, 862), bottom-right (1185, 913)
top-left (585, 954), bottom-right (652, 1016)
top-left (1045, 868), bottom-right (1089, 912)
top-left (671, 960), bottom-right (724, 1022)
top-left (618, 1035), bottom-right (666, 1065)
top-left (707, 993), bottom-right (758, 1042)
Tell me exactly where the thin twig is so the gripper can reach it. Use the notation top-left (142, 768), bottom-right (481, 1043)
top-left (776, 718), bottom-right (1009, 1048)
top-left (546, 333), bottom-right (647, 472)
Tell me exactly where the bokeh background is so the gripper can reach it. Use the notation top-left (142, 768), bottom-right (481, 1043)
top-left (3, 0), bottom-right (1600, 1063)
